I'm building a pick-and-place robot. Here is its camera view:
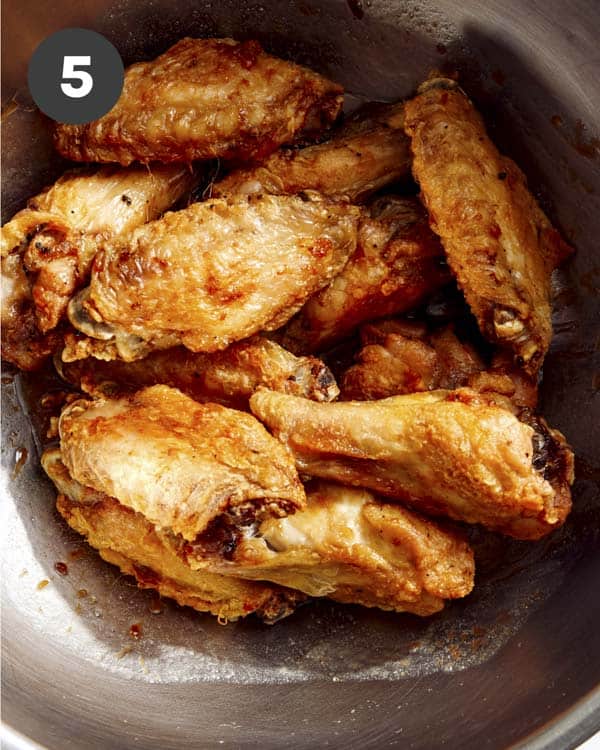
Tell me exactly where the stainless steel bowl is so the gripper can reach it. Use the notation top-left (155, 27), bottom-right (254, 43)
top-left (2, 1), bottom-right (599, 748)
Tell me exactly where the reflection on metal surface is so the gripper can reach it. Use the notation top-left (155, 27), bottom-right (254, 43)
top-left (2, 0), bottom-right (600, 749)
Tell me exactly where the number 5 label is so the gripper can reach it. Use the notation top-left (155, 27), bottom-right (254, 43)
top-left (28, 28), bottom-right (123, 125)
top-left (61, 56), bottom-right (94, 98)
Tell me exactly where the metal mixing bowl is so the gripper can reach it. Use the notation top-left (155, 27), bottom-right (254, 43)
top-left (2, 1), bottom-right (599, 748)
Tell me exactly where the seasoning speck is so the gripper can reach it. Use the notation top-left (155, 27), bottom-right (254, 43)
top-left (77, 588), bottom-right (88, 599)
top-left (116, 645), bottom-right (133, 659)
top-left (54, 561), bottom-right (68, 576)
top-left (37, 579), bottom-right (50, 590)
top-left (129, 623), bottom-right (143, 640)
top-left (12, 447), bottom-right (28, 479)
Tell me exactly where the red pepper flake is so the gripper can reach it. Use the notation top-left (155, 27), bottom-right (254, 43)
top-left (54, 561), bottom-right (68, 576)
top-left (129, 623), bottom-right (143, 640)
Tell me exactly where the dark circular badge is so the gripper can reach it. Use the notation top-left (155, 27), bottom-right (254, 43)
top-left (27, 28), bottom-right (124, 125)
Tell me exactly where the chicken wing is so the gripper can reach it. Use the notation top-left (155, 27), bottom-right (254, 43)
top-left (58, 385), bottom-right (305, 542)
top-left (280, 196), bottom-right (451, 353)
top-left (43, 450), bottom-right (303, 622)
top-left (1, 164), bottom-right (196, 370)
top-left (67, 194), bottom-right (360, 361)
top-left (57, 335), bottom-right (339, 407)
top-left (212, 101), bottom-right (409, 203)
top-left (186, 481), bottom-right (474, 616)
top-left (249, 388), bottom-right (574, 540)
top-left (340, 320), bottom-right (538, 408)
top-left (403, 77), bottom-right (574, 373)
top-left (53, 38), bottom-right (343, 166)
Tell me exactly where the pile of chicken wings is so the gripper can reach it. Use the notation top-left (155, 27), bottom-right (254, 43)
top-left (1, 38), bottom-right (574, 623)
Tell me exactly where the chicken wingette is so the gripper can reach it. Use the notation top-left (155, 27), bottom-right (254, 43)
top-left (43, 450), bottom-right (304, 623)
top-left (341, 319), bottom-right (537, 408)
top-left (53, 38), bottom-right (343, 165)
top-left (185, 481), bottom-right (474, 616)
top-left (57, 335), bottom-right (339, 407)
top-left (57, 386), bottom-right (306, 541)
top-left (67, 194), bottom-right (360, 361)
top-left (1, 164), bottom-right (195, 370)
top-left (213, 101), bottom-right (409, 203)
top-left (280, 196), bottom-right (450, 353)
top-left (250, 388), bottom-right (574, 540)
top-left (403, 77), bottom-right (573, 373)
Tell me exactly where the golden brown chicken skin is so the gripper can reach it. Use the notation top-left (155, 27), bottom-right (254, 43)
top-left (186, 481), bottom-right (474, 616)
top-left (250, 388), bottom-right (574, 540)
top-left (58, 385), bottom-right (305, 542)
top-left (341, 320), bottom-right (537, 408)
top-left (67, 194), bottom-right (359, 361)
top-left (280, 196), bottom-right (450, 353)
top-left (212, 101), bottom-right (409, 203)
top-left (43, 450), bottom-right (303, 622)
top-left (404, 77), bottom-right (573, 374)
top-left (1, 165), bottom-right (195, 370)
top-left (53, 38), bottom-right (343, 166)
top-left (57, 336), bottom-right (339, 407)
top-left (340, 320), bottom-right (482, 400)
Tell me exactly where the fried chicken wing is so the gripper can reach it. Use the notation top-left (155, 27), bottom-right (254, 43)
top-left (213, 101), bottom-right (409, 203)
top-left (340, 321), bottom-right (536, 408)
top-left (53, 38), bottom-right (343, 166)
top-left (340, 321), bottom-right (480, 400)
top-left (404, 77), bottom-right (574, 373)
top-left (280, 196), bottom-right (450, 353)
top-left (1, 165), bottom-right (195, 370)
top-left (43, 450), bottom-right (303, 622)
top-left (185, 481), bottom-right (474, 616)
top-left (250, 388), bottom-right (574, 540)
top-left (67, 194), bottom-right (359, 361)
top-left (57, 335), bottom-right (339, 407)
top-left (58, 385), bottom-right (305, 542)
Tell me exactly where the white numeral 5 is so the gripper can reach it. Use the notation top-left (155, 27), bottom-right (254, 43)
top-left (60, 56), bottom-right (93, 98)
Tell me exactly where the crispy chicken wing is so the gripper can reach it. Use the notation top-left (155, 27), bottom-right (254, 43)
top-left (43, 450), bottom-right (303, 622)
top-left (186, 481), bottom-right (474, 616)
top-left (67, 194), bottom-right (359, 361)
top-left (341, 320), bottom-right (538, 408)
top-left (1, 165), bottom-right (195, 370)
top-left (213, 101), bottom-right (409, 203)
top-left (404, 77), bottom-right (574, 373)
top-left (58, 385), bottom-right (305, 542)
top-left (53, 38), bottom-right (343, 166)
top-left (250, 388), bottom-right (574, 540)
top-left (280, 196), bottom-right (450, 353)
top-left (57, 335), bottom-right (339, 407)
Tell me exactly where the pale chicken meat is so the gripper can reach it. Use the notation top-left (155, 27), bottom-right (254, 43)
top-left (1, 164), bottom-right (195, 370)
top-left (67, 194), bottom-right (360, 361)
top-left (250, 388), bottom-right (574, 540)
top-left (43, 450), bottom-right (304, 622)
top-left (404, 77), bottom-right (573, 373)
top-left (213, 101), bottom-right (410, 203)
top-left (186, 481), bottom-right (474, 616)
top-left (57, 335), bottom-right (339, 407)
top-left (341, 320), bottom-right (538, 408)
top-left (53, 38), bottom-right (344, 165)
top-left (280, 196), bottom-right (451, 353)
top-left (58, 386), bottom-right (305, 542)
